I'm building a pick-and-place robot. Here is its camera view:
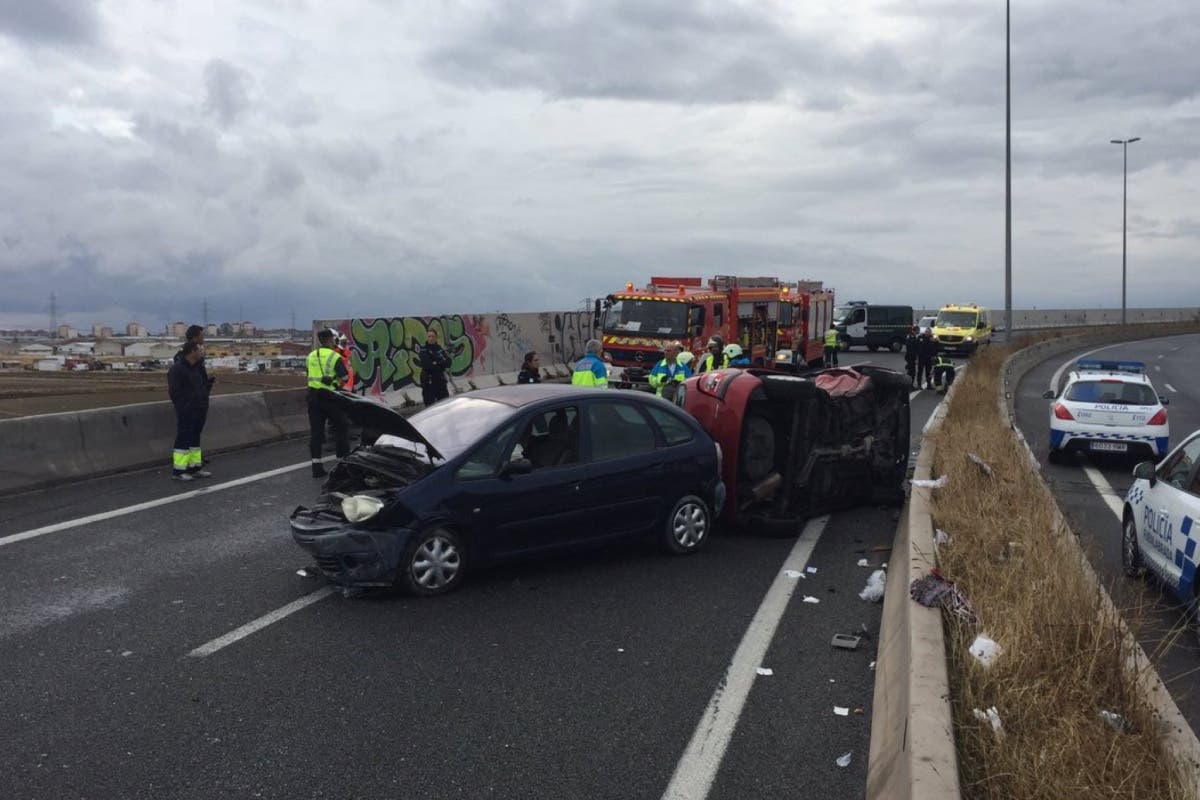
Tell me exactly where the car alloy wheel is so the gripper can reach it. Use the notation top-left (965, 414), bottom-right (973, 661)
top-left (663, 495), bottom-right (710, 554)
top-left (1121, 515), bottom-right (1141, 578)
top-left (403, 528), bottom-right (464, 595)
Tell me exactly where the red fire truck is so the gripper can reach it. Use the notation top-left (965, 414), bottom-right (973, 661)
top-left (600, 276), bottom-right (834, 387)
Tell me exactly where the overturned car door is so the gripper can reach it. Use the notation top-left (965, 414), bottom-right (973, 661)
top-left (682, 366), bottom-right (910, 533)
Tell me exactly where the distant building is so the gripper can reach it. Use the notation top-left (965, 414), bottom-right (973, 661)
top-left (125, 341), bottom-right (179, 359)
top-left (206, 323), bottom-right (219, 337)
top-left (91, 324), bottom-right (114, 338)
top-left (19, 343), bottom-right (54, 355)
top-left (59, 342), bottom-right (95, 356)
top-left (280, 341), bottom-right (309, 356)
top-left (57, 324), bottom-right (78, 339)
top-left (234, 321), bottom-right (257, 336)
top-left (169, 321), bottom-right (187, 337)
top-left (126, 322), bottom-right (148, 337)
top-left (95, 340), bottom-right (125, 356)
top-left (36, 357), bottom-right (65, 372)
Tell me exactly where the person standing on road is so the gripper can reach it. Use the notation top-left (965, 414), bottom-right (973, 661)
top-left (647, 341), bottom-right (691, 398)
top-left (336, 333), bottom-right (357, 394)
top-left (174, 325), bottom-right (214, 460)
top-left (903, 325), bottom-right (920, 387)
top-left (698, 336), bottom-right (728, 373)
top-left (517, 351), bottom-right (542, 384)
top-left (418, 329), bottom-right (453, 406)
top-left (823, 325), bottom-right (840, 368)
top-left (724, 343), bottom-right (750, 366)
top-left (307, 328), bottom-right (350, 478)
top-left (167, 341), bottom-right (212, 481)
top-left (917, 328), bottom-right (938, 390)
top-left (571, 339), bottom-right (609, 388)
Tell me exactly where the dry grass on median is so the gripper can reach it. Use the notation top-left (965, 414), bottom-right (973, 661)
top-left (928, 327), bottom-right (1199, 800)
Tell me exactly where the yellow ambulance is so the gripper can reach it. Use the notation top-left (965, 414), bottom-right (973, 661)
top-left (932, 304), bottom-right (993, 355)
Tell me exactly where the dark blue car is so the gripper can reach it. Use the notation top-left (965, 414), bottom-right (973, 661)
top-left (290, 385), bottom-right (725, 595)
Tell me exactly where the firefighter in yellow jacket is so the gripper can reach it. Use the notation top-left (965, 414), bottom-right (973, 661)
top-left (307, 328), bottom-right (350, 477)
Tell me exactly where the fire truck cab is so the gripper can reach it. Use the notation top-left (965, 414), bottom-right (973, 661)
top-left (601, 276), bottom-right (834, 389)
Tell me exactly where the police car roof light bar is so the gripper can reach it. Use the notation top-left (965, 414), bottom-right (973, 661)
top-left (1075, 358), bottom-right (1145, 374)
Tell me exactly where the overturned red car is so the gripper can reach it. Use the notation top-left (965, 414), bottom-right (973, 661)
top-left (682, 366), bottom-right (910, 533)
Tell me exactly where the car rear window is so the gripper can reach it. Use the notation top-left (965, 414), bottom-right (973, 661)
top-left (1065, 380), bottom-right (1157, 405)
top-left (646, 406), bottom-right (694, 446)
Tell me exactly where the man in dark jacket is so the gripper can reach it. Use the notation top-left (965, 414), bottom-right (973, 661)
top-left (167, 341), bottom-right (211, 481)
top-left (418, 329), bottom-right (453, 406)
top-left (174, 325), bottom-right (214, 458)
top-left (916, 329), bottom-right (938, 390)
top-left (903, 325), bottom-right (920, 387)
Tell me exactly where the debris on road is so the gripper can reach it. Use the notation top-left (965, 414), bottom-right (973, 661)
top-left (935, 528), bottom-right (952, 548)
top-left (756, 667), bottom-right (774, 676)
top-left (802, 595), bottom-right (820, 604)
top-left (834, 706), bottom-right (849, 716)
top-left (806, 566), bottom-right (818, 574)
top-left (869, 661), bottom-right (876, 671)
top-left (967, 452), bottom-right (995, 479)
top-left (854, 707), bottom-right (865, 715)
top-left (972, 706), bottom-right (1004, 738)
top-left (909, 568), bottom-right (976, 623)
top-left (836, 752), bottom-right (852, 768)
top-left (831, 634), bottom-right (861, 651)
top-left (856, 558), bottom-right (869, 567)
top-left (911, 475), bottom-right (948, 489)
top-left (1099, 710), bottom-right (1132, 734)
top-left (783, 569), bottom-right (805, 579)
top-left (969, 634), bottom-right (1003, 668)
top-left (859, 569), bottom-right (887, 603)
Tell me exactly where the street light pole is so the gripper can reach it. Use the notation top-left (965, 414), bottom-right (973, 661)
top-left (1004, 0), bottom-right (1012, 341)
top-left (1110, 137), bottom-right (1140, 326)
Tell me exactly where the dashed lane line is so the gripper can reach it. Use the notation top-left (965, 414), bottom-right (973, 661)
top-left (0, 457), bottom-right (333, 549)
top-left (1166, 383), bottom-right (1178, 393)
top-left (661, 516), bottom-right (829, 800)
top-left (187, 586), bottom-right (336, 658)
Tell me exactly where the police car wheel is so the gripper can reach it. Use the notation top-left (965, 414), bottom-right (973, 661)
top-left (399, 526), bottom-right (465, 596)
top-left (661, 495), bottom-right (710, 555)
top-left (1121, 514), bottom-right (1142, 578)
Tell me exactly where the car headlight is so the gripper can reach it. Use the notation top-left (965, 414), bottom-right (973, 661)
top-left (965, 336), bottom-right (974, 342)
top-left (341, 495), bottom-right (385, 523)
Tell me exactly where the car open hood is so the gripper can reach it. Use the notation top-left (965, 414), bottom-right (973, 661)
top-left (329, 392), bottom-right (444, 461)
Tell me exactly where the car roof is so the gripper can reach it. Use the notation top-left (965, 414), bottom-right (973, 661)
top-left (469, 384), bottom-right (632, 407)
top-left (1066, 370), bottom-right (1151, 385)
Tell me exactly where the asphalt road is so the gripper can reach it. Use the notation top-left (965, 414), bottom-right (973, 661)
top-left (0, 350), bottom-right (940, 800)
top-left (1013, 333), bottom-right (1200, 730)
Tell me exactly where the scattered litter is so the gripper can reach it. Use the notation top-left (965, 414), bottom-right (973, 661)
top-left (935, 529), bottom-right (951, 547)
top-left (869, 661), bottom-right (876, 671)
top-left (854, 707), bottom-right (865, 715)
top-left (832, 634), bottom-right (861, 651)
top-left (972, 706), bottom-right (1004, 737)
top-left (806, 566), bottom-right (818, 574)
top-left (1099, 710), bottom-right (1131, 733)
top-left (967, 452), bottom-right (995, 478)
top-left (859, 622), bottom-right (871, 639)
top-left (802, 596), bottom-right (821, 604)
top-left (171, 600), bottom-right (184, 605)
top-left (856, 558), bottom-right (869, 567)
top-left (617, 648), bottom-right (625, 653)
top-left (756, 667), bottom-right (774, 676)
top-left (834, 706), bottom-right (849, 716)
top-left (881, 562), bottom-right (888, 569)
top-left (911, 475), bottom-right (948, 489)
top-left (120, 651), bottom-right (133, 658)
top-left (829, 678), bottom-right (836, 683)
top-left (909, 568), bottom-right (977, 624)
top-left (859, 570), bottom-right (887, 603)
top-left (783, 569), bottom-right (804, 579)
top-left (836, 752), bottom-right (852, 768)
top-left (296, 569), bottom-right (309, 577)
top-left (969, 635), bottom-right (1003, 668)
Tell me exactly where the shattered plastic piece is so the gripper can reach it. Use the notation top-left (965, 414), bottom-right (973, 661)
top-left (836, 752), bottom-right (852, 768)
top-left (1099, 710), bottom-right (1132, 733)
top-left (869, 661), bottom-right (876, 671)
top-left (972, 706), bottom-right (1004, 737)
top-left (783, 569), bottom-right (804, 579)
top-left (935, 529), bottom-right (951, 547)
top-left (756, 667), bottom-right (774, 676)
top-left (856, 558), bottom-right (869, 567)
top-left (120, 651), bottom-right (133, 657)
top-left (969, 635), bottom-right (1003, 668)
top-left (911, 475), bottom-right (948, 489)
top-left (802, 595), bottom-right (820, 604)
top-left (854, 707), bottom-right (865, 715)
top-left (909, 568), bottom-right (977, 624)
top-left (806, 566), bottom-right (818, 574)
top-left (296, 569), bottom-right (309, 577)
top-left (967, 452), bottom-right (995, 478)
top-left (859, 570), bottom-right (887, 603)
top-left (834, 706), bottom-right (849, 716)
top-left (617, 648), bottom-right (625, 653)
top-left (831, 634), bottom-right (861, 650)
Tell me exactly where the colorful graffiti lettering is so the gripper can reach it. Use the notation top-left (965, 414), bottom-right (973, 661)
top-left (347, 315), bottom-right (484, 393)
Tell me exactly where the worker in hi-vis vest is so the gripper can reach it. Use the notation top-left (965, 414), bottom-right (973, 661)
top-left (823, 325), bottom-right (840, 368)
top-left (307, 328), bottom-right (350, 478)
top-left (647, 341), bottom-right (692, 399)
top-left (571, 339), bottom-right (609, 388)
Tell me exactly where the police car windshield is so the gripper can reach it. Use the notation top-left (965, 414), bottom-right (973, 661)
top-left (407, 397), bottom-right (518, 460)
top-left (936, 311), bottom-right (978, 328)
top-left (603, 300), bottom-right (688, 336)
top-left (832, 307), bottom-right (851, 324)
top-left (1065, 380), bottom-right (1158, 406)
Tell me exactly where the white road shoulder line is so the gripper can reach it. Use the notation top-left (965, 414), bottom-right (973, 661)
top-left (1165, 383), bottom-right (1178, 393)
top-left (661, 516), bottom-right (829, 800)
top-left (1080, 462), bottom-right (1125, 520)
top-left (0, 457), bottom-right (333, 549)
top-left (187, 586), bottom-right (336, 658)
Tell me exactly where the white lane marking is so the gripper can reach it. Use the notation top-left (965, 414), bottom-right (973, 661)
top-left (187, 586), bottom-right (336, 658)
top-left (662, 516), bottom-right (828, 800)
top-left (1157, 354), bottom-right (1164, 359)
top-left (1080, 462), bottom-right (1125, 520)
top-left (1155, 365), bottom-right (1161, 372)
top-left (1166, 383), bottom-right (1178, 393)
top-left (0, 457), bottom-right (332, 549)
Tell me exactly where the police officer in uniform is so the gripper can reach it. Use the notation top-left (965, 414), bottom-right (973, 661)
top-left (307, 328), bottom-right (350, 478)
top-left (916, 328), bottom-right (938, 390)
top-left (418, 329), bottom-right (453, 407)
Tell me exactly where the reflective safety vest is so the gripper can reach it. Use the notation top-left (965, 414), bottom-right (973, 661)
top-left (571, 354), bottom-right (609, 388)
top-left (647, 358), bottom-right (692, 396)
top-left (307, 347), bottom-right (342, 391)
top-left (935, 355), bottom-right (955, 369)
top-left (699, 352), bottom-right (728, 373)
top-left (824, 329), bottom-right (840, 348)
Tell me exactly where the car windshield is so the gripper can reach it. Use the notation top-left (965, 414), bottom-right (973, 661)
top-left (603, 299), bottom-right (689, 336)
top-left (832, 306), bottom-right (853, 324)
top-left (407, 397), bottom-right (519, 460)
top-left (936, 311), bottom-right (978, 328)
top-left (1065, 380), bottom-right (1158, 406)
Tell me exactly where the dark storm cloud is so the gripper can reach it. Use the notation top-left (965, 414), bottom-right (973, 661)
top-left (0, 0), bottom-right (101, 45)
top-left (203, 59), bottom-right (253, 126)
top-left (425, 0), bottom-right (911, 104)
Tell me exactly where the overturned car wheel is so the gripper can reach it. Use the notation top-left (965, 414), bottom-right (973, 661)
top-left (662, 495), bottom-right (710, 554)
top-left (399, 527), bottom-right (465, 596)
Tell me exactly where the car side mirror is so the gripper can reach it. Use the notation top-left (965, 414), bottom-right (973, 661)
top-left (978, 322), bottom-right (987, 329)
top-left (500, 458), bottom-right (533, 477)
top-left (1159, 396), bottom-right (1170, 406)
top-left (1132, 461), bottom-right (1156, 485)
top-left (1042, 390), bottom-right (1055, 400)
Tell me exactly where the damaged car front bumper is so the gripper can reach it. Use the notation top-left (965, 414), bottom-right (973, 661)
top-left (290, 506), bottom-right (414, 587)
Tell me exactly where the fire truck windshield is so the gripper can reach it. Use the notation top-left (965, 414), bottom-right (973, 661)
top-left (603, 300), bottom-right (689, 337)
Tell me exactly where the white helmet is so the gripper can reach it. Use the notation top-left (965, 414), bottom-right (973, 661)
top-left (723, 343), bottom-right (743, 359)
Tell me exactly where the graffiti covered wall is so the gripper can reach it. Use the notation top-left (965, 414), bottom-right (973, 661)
top-left (316, 311), bottom-right (598, 403)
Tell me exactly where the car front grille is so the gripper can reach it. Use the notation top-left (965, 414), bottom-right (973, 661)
top-left (938, 335), bottom-right (963, 344)
top-left (610, 348), bottom-right (663, 367)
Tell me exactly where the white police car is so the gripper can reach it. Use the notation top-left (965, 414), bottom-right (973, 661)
top-left (1122, 430), bottom-right (1200, 619)
top-left (1043, 359), bottom-right (1169, 464)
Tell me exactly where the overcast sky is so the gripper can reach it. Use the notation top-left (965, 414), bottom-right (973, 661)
top-left (1, 0), bottom-right (1197, 331)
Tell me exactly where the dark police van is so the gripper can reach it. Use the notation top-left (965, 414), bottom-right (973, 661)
top-left (832, 302), bottom-right (914, 352)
